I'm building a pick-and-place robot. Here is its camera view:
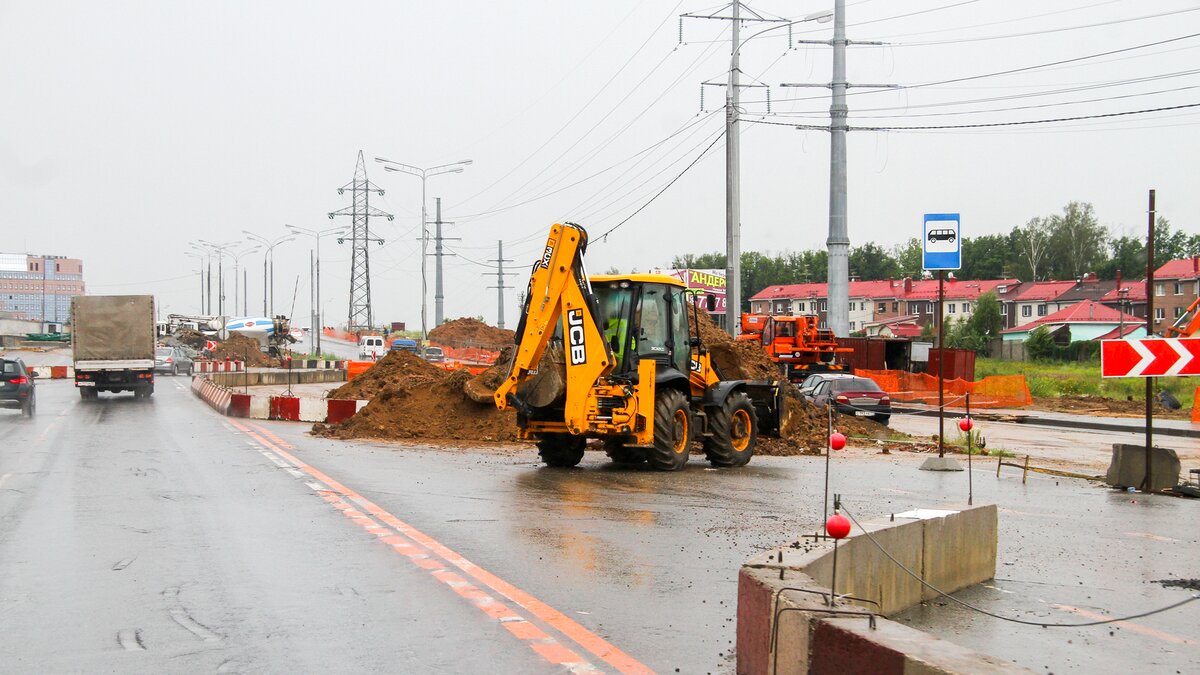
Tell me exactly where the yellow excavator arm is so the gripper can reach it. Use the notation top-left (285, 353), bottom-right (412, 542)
top-left (1166, 297), bottom-right (1200, 338)
top-left (494, 223), bottom-right (633, 436)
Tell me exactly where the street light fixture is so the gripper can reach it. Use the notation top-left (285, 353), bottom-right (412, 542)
top-left (243, 231), bottom-right (295, 318)
top-left (286, 224), bottom-right (347, 356)
top-left (194, 240), bottom-right (240, 318)
top-left (373, 156), bottom-right (472, 343)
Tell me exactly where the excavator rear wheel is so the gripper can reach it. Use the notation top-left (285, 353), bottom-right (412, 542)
top-left (703, 391), bottom-right (756, 467)
top-left (647, 389), bottom-right (691, 471)
top-left (603, 438), bottom-right (645, 465)
top-left (536, 433), bottom-right (586, 468)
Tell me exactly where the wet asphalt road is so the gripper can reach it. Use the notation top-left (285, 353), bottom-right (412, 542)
top-left (1, 372), bottom-right (1198, 673)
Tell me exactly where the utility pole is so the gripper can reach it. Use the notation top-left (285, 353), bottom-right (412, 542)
top-left (374, 156), bottom-right (472, 342)
top-left (329, 150), bottom-right (392, 332)
top-left (486, 241), bottom-right (515, 329)
top-left (432, 198), bottom-right (460, 327)
top-left (782, 0), bottom-right (893, 337)
top-left (683, 3), bottom-right (786, 336)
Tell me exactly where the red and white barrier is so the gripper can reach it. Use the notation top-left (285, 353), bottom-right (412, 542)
top-left (31, 365), bottom-right (75, 379)
top-left (194, 360), bottom-right (245, 373)
top-left (193, 375), bottom-right (366, 424)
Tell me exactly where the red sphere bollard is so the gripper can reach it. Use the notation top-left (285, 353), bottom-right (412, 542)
top-left (830, 432), bottom-right (847, 451)
top-left (825, 513), bottom-right (851, 539)
top-left (959, 417), bottom-right (974, 432)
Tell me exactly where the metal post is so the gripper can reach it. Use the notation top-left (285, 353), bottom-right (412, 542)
top-left (316, 234), bottom-right (322, 355)
top-left (262, 256), bottom-right (268, 316)
top-left (724, 0), bottom-right (742, 337)
top-left (218, 253), bottom-right (225, 318)
top-left (269, 248), bottom-right (275, 318)
top-left (497, 241), bottom-right (506, 329)
top-left (310, 249), bottom-right (315, 355)
top-left (233, 257), bottom-right (239, 316)
top-left (824, 405), bottom-right (832, 523)
top-left (826, 0), bottom-right (850, 337)
top-left (966, 393), bottom-right (973, 506)
top-left (938, 270), bottom-right (945, 458)
top-left (435, 197), bottom-right (444, 327)
top-left (40, 255), bottom-right (47, 331)
top-left (207, 258), bottom-right (212, 315)
top-left (421, 175), bottom-right (428, 342)
top-left (1143, 189), bottom-right (1156, 492)
top-left (243, 268), bottom-right (247, 318)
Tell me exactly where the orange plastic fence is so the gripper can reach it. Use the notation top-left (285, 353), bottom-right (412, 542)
top-left (346, 360), bottom-right (373, 381)
top-left (1192, 385), bottom-right (1200, 423)
top-left (853, 369), bottom-right (1032, 409)
top-left (431, 343), bottom-right (501, 365)
top-left (433, 361), bottom-right (490, 376)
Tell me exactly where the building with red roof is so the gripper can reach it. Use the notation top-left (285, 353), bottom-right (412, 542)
top-left (1001, 300), bottom-right (1146, 342)
top-left (1150, 256), bottom-right (1200, 334)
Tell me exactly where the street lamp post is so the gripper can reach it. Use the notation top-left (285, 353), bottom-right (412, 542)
top-left (231, 245), bottom-right (262, 316)
top-left (287, 224), bottom-right (346, 356)
top-left (197, 240), bottom-right (241, 319)
top-left (184, 251), bottom-right (206, 313)
top-left (374, 156), bottom-right (471, 344)
top-left (243, 232), bottom-right (295, 318)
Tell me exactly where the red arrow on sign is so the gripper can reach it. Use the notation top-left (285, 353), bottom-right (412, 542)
top-left (1101, 337), bottom-right (1200, 378)
top-left (205, 340), bottom-right (218, 351)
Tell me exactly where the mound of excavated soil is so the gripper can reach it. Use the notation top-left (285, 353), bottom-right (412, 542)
top-left (464, 346), bottom-right (515, 403)
top-left (173, 328), bottom-right (208, 350)
top-left (317, 360), bottom-right (517, 443)
top-left (209, 333), bottom-right (278, 367)
top-left (429, 317), bottom-right (515, 348)
top-left (327, 350), bottom-right (443, 400)
top-left (756, 391), bottom-right (897, 456)
top-left (694, 311), bottom-right (782, 380)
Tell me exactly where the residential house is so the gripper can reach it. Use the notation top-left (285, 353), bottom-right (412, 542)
top-left (1098, 280), bottom-right (1146, 323)
top-left (1011, 281), bottom-right (1077, 325)
top-left (1151, 256), bottom-right (1200, 334)
top-left (1001, 300), bottom-right (1146, 342)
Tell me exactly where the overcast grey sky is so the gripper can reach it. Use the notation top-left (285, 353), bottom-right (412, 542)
top-left (2, 1), bottom-right (1197, 328)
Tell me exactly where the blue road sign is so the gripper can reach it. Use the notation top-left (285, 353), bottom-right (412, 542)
top-left (923, 213), bottom-right (961, 271)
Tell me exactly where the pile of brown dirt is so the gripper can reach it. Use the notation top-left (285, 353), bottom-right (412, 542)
top-left (694, 310), bottom-right (781, 380)
top-left (464, 346), bottom-right (515, 403)
top-left (209, 333), bottom-right (277, 367)
top-left (1031, 395), bottom-right (1191, 420)
top-left (173, 328), bottom-right (207, 350)
top-left (429, 318), bottom-right (515, 348)
top-left (327, 350), bottom-right (444, 400)
top-left (317, 354), bottom-right (516, 443)
top-left (757, 390), bottom-right (900, 457)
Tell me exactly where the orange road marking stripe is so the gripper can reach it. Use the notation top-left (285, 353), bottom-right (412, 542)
top-left (1051, 604), bottom-right (1197, 645)
top-left (504, 620), bottom-right (550, 641)
top-left (230, 419), bottom-right (652, 675)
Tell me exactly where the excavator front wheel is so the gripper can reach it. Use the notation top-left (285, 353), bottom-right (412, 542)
top-left (536, 433), bottom-right (587, 468)
top-left (647, 389), bottom-right (691, 471)
top-left (703, 391), bottom-right (756, 467)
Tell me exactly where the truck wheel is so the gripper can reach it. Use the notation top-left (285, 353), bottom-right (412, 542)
top-left (603, 438), bottom-right (645, 465)
top-left (703, 391), bottom-right (756, 467)
top-left (536, 433), bottom-right (586, 468)
top-left (647, 389), bottom-right (691, 471)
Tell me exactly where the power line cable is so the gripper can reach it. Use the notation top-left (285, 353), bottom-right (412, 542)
top-left (596, 129), bottom-right (726, 242)
top-left (879, 6), bottom-right (1200, 47)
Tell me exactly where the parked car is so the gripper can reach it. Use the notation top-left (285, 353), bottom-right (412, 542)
top-left (390, 338), bottom-right (419, 354)
top-left (0, 358), bottom-right (36, 416)
top-left (796, 373), bottom-right (831, 398)
top-left (422, 346), bottom-right (446, 363)
top-left (154, 346), bottom-right (194, 376)
top-left (359, 335), bottom-right (387, 360)
top-left (807, 374), bottom-right (890, 425)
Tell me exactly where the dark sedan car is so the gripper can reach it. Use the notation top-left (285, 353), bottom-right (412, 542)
top-left (0, 358), bottom-right (36, 416)
top-left (807, 375), bottom-right (890, 425)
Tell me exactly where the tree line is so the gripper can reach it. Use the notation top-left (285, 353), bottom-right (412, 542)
top-left (672, 201), bottom-right (1199, 308)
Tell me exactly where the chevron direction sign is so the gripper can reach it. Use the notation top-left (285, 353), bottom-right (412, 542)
top-left (1101, 337), bottom-right (1200, 378)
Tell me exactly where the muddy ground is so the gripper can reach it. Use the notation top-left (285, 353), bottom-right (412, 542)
top-left (1029, 395), bottom-right (1193, 420)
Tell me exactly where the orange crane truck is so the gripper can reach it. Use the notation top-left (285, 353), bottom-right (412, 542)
top-left (738, 313), bottom-right (853, 382)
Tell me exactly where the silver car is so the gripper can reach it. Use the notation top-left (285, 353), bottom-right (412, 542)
top-left (154, 346), bottom-right (194, 376)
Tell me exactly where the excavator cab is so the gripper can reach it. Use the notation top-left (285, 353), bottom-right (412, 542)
top-left (593, 278), bottom-right (690, 378)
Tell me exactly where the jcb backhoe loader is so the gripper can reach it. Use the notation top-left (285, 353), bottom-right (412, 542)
top-left (494, 223), bottom-right (785, 470)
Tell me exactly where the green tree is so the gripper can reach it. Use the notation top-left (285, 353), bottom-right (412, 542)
top-left (966, 291), bottom-right (1003, 339)
top-left (891, 238), bottom-right (922, 278)
top-left (849, 242), bottom-right (900, 280)
top-left (1025, 326), bottom-right (1056, 361)
top-left (1013, 217), bottom-right (1051, 281)
top-left (960, 234), bottom-right (1013, 280)
top-left (1096, 235), bottom-right (1145, 280)
top-left (1048, 202), bottom-right (1107, 279)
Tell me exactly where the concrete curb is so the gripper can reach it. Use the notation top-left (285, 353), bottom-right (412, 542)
top-left (191, 375), bottom-right (365, 424)
top-left (893, 405), bottom-right (1199, 439)
top-left (194, 360), bottom-right (245, 373)
top-left (736, 504), bottom-right (1029, 674)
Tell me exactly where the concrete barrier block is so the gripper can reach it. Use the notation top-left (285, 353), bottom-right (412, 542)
top-left (921, 505), bottom-right (997, 602)
top-left (249, 395), bottom-right (271, 419)
top-left (804, 518), bottom-right (925, 615)
top-left (1106, 443), bottom-right (1180, 490)
top-left (811, 617), bottom-right (1032, 675)
top-left (298, 397), bottom-right (327, 422)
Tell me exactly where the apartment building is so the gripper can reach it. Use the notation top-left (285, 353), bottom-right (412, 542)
top-left (0, 253), bottom-right (86, 325)
top-left (1151, 256), bottom-right (1200, 334)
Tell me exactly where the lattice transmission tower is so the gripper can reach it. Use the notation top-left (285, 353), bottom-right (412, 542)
top-left (328, 150), bottom-right (393, 331)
